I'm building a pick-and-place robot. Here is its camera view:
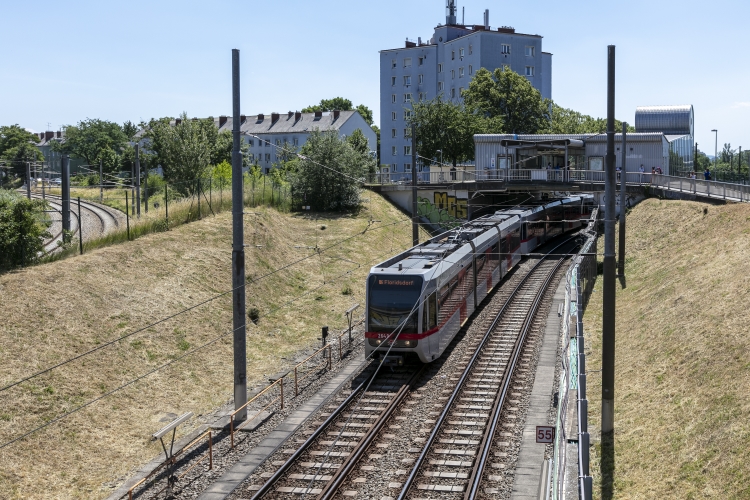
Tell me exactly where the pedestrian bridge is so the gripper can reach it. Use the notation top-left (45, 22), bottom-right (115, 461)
top-left (367, 170), bottom-right (750, 204)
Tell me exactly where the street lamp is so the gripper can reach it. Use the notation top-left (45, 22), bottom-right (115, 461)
top-left (711, 129), bottom-right (718, 172)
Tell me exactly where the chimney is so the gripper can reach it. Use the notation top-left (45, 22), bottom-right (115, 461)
top-left (175, 118), bottom-right (182, 125)
top-left (56, 131), bottom-right (62, 138)
top-left (38, 132), bottom-right (44, 140)
top-left (295, 111), bottom-right (302, 122)
top-left (484, 9), bottom-right (489, 30)
top-left (333, 110), bottom-right (340, 120)
top-left (219, 115), bottom-right (228, 127)
top-left (257, 113), bottom-right (265, 121)
top-left (240, 114), bottom-right (246, 124)
top-left (287, 111), bottom-right (293, 119)
top-left (314, 111), bottom-right (323, 119)
top-left (45, 131), bottom-right (54, 141)
top-left (271, 112), bottom-right (280, 124)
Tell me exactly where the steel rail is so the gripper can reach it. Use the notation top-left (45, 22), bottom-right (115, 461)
top-left (316, 366), bottom-right (426, 500)
top-left (464, 246), bottom-right (571, 499)
top-left (396, 235), bottom-right (578, 500)
top-left (249, 371), bottom-right (376, 500)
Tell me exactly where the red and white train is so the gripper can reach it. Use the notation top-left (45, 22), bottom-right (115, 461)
top-left (365, 195), bottom-right (594, 363)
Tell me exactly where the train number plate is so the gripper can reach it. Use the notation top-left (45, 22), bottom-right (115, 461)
top-left (536, 426), bottom-right (555, 443)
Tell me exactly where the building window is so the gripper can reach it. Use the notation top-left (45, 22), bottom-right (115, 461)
top-left (392, 146), bottom-right (398, 156)
top-left (392, 111), bottom-right (397, 120)
top-left (404, 57), bottom-right (412, 67)
top-left (391, 163), bottom-right (398, 171)
top-left (276, 139), bottom-right (281, 146)
top-left (501, 44), bottom-right (511, 54)
top-left (404, 163), bottom-right (411, 171)
top-left (451, 69), bottom-right (455, 79)
top-left (451, 88), bottom-right (456, 98)
top-left (404, 110), bottom-right (413, 120)
top-left (459, 47), bottom-right (464, 59)
top-left (451, 50), bottom-right (455, 60)
top-left (525, 66), bottom-right (535, 76)
top-left (469, 65), bottom-right (473, 75)
top-left (525, 46), bottom-right (535, 57)
top-left (418, 92), bottom-right (426, 101)
top-left (438, 81), bottom-right (444, 91)
top-left (293, 137), bottom-right (298, 146)
top-left (265, 154), bottom-right (271, 162)
top-left (392, 59), bottom-right (397, 69)
top-left (392, 129), bottom-right (397, 138)
top-left (469, 44), bottom-right (473, 55)
top-left (418, 56), bottom-right (424, 65)
top-left (404, 146), bottom-right (412, 155)
top-left (404, 75), bottom-right (411, 86)
top-left (392, 94), bottom-right (397, 103)
top-left (404, 93), bottom-right (412, 102)
top-left (391, 76), bottom-right (396, 86)
top-left (418, 74), bottom-right (424, 84)
top-left (248, 139), bottom-right (254, 147)
top-left (438, 63), bottom-right (443, 73)
top-left (459, 67), bottom-right (464, 78)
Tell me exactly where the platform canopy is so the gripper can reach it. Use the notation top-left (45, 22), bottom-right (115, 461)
top-left (499, 138), bottom-right (584, 149)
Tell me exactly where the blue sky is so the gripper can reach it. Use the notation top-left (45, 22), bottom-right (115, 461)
top-left (1, 0), bottom-right (748, 155)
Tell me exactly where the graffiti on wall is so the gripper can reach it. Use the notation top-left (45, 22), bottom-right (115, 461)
top-left (417, 191), bottom-right (469, 229)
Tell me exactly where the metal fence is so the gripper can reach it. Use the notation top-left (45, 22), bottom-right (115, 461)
top-left (550, 208), bottom-right (598, 500)
top-left (651, 174), bottom-right (750, 202)
top-left (368, 169), bottom-right (656, 186)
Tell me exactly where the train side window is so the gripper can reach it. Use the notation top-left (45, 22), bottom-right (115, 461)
top-left (428, 292), bottom-right (437, 329)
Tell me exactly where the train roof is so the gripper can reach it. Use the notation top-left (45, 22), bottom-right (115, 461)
top-left (370, 196), bottom-right (590, 277)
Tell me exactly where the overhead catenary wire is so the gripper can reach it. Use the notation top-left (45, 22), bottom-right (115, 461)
top-left (0, 217), bottom-right (414, 395)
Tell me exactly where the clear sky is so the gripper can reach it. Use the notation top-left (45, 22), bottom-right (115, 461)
top-left (1, 0), bottom-right (748, 156)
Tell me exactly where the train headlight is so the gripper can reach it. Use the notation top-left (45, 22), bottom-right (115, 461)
top-left (404, 341), bottom-right (412, 347)
top-left (375, 339), bottom-right (382, 345)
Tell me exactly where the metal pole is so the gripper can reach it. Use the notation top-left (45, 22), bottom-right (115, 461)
top-left (99, 159), bottom-right (103, 203)
top-left (165, 184), bottom-right (169, 228)
top-left (135, 144), bottom-right (141, 218)
top-left (602, 45), bottom-right (617, 435)
top-left (41, 160), bottom-right (45, 200)
top-left (61, 155), bottom-right (71, 238)
top-left (26, 162), bottom-right (31, 199)
top-left (125, 191), bottom-right (130, 240)
top-left (78, 197), bottom-right (83, 255)
top-left (618, 123), bottom-right (627, 275)
top-left (231, 49), bottom-right (248, 421)
top-left (411, 122), bottom-right (418, 246)
top-left (144, 161), bottom-right (148, 214)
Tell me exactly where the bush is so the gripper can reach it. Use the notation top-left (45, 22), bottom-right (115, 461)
top-left (0, 190), bottom-right (51, 271)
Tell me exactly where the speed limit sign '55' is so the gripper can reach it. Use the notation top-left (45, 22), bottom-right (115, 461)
top-left (536, 426), bottom-right (555, 443)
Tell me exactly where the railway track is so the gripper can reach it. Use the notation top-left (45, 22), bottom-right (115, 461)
top-left (238, 237), bottom-right (577, 500)
top-left (31, 194), bottom-right (122, 253)
top-left (396, 238), bottom-right (575, 499)
top-left (249, 366), bottom-right (425, 499)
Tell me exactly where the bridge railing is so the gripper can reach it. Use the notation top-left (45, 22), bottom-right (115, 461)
top-left (651, 174), bottom-right (750, 202)
top-left (367, 169), bottom-right (658, 186)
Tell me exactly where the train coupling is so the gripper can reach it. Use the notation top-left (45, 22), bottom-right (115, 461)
top-left (382, 355), bottom-right (404, 367)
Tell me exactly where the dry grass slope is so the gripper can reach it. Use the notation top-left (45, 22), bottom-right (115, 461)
top-left (0, 190), bottom-right (428, 499)
top-left (585, 198), bottom-right (750, 499)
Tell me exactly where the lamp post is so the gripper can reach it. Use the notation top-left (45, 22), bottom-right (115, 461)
top-left (711, 129), bottom-right (718, 172)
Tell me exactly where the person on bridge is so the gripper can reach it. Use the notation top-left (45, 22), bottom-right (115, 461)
top-left (639, 164), bottom-right (645, 183)
top-left (704, 168), bottom-right (711, 181)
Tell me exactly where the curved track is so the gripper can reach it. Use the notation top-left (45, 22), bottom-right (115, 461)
top-left (31, 194), bottom-right (123, 254)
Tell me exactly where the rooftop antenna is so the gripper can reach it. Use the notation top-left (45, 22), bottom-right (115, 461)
top-left (462, 6), bottom-right (465, 25)
top-left (446, 0), bottom-right (457, 25)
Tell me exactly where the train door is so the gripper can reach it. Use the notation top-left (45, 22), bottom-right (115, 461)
top-left (422, 290), bottom-right (438, 358)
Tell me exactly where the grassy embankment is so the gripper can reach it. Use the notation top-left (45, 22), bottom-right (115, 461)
top-left (0, 190), bottom-right (429, 499)
top-left (39, 178), bottom-right (289, 261)
top-left (585, 198), bottom-right (750, 498)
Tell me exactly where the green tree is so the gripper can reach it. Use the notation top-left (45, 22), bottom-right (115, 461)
top-left (409, 95), bottom-right (496, 167)
top-left (0, 190), bottom-right (51, 271)
top-left (544, 103), bottom-right (634, 134)
top-left (0, 125), bottom-right (44, 177)
top-left (211, 160), bottom-right (232, 189)
top-left (302, 98), bottom-right (374, 126)
top-left (51, 119), bottom-right (128, 172)
top-left (463, 67), bottom-right (550, 134)
top-left (146, 113), bottom-right (217, 193)
top-left (292, 130), bottom-right (365, 211)
top-left (122, 120), bottom-right (139, 141)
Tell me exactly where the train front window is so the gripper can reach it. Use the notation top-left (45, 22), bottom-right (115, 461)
top-left (368, 275), bottom-right (423, 334)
